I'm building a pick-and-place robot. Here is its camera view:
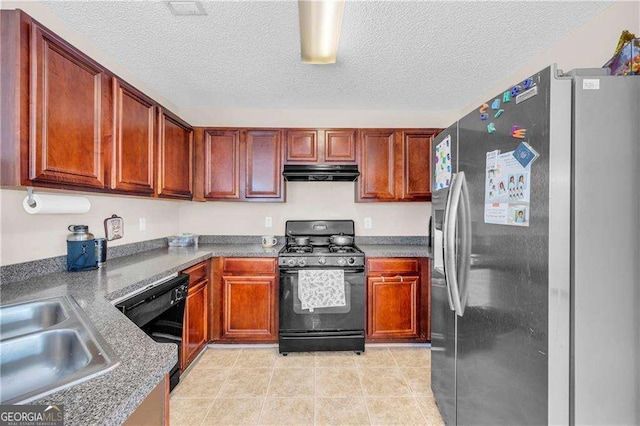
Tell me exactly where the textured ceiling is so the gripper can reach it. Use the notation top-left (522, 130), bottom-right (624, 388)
top-left (41, 1), bottom-right (611, 111)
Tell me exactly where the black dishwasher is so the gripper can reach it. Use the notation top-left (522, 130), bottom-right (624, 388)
top-left (115, 274), bottom-right (188, 390)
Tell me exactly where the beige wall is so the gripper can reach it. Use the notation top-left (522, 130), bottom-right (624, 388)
top-left (181, 107), bottom-right (459, 129)
top-left (178, 182), bottom-right (430, 237)
top-left (0, 189), bottom-right (182, 266)
top-left (460, 1), bottom-right (640, 115)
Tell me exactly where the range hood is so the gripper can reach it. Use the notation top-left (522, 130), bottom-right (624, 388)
top-left (282, 164), bottom-right (360, 182)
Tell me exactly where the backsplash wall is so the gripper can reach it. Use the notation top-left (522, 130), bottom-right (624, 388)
top-left (178, 182), bottom-right (431, 237)
top-left (0, 184), bottom-right (429, 267)
top-left (0, 189), bottom-right (182, 266)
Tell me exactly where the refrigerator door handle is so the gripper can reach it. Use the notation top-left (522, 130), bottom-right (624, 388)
top-left (444, 172), bottom-right (464, 316)
top-left (442, 175), bottom-right (457, 311)
top-left (457, 172), bottom-right (472, 316)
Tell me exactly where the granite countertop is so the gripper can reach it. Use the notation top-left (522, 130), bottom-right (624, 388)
top-left (359, 244), bottom-right (431, 258)
top-left (0, 240), bottom-right (428, 424)
top-left (0, 243), bottom-right (280, 425)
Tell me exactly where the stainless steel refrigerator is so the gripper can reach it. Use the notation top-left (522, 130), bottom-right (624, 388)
top-left (430, 65), bottom-right (639, 425)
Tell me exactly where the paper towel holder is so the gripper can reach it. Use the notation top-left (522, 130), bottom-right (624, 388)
top-left (22, 188), bottom-right (91, 215)
top-left (26, 187), bottom-right (36, 208)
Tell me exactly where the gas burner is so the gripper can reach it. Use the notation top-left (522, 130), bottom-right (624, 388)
top-left (329, 245), bottom-right (356, 254)
top-left (279, 220), bottom-right (365, 269)
top-left (287, 245), bottom-right (312, 254)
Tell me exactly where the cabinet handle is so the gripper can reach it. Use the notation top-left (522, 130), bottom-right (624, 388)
top-left (380, 275), bottom-right (405, 283)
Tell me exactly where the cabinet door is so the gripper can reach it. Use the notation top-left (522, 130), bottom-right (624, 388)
top-left (285, 130), bottom-right (318, 163)
top-left (203, 130), bottom-right (241, 199)
top-left (324, 129), bottom-right (356, 163)
top-left (367, 275), bottom-right (419, 339)
top-left (358, 130), bottom-right (397, 201)
top-left (157, 109), bottom-right (193, 199)
top-left (30, 23), bottom-right (108, 188)
top-left (112, 78), bottom-right (155, 194)
top-left (222, 275), bottom-right (277, 341)
top-left (402, 131), bottom-right (433, 200)
top-left (245, 130), bottom-right (282, 200)
top-left (183, 280), bottom-right (209, 369)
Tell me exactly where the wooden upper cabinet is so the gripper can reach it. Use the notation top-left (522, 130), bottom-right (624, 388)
top-left (358, 130), bottom-right (397, 201)
top-left (402, 131), bottom-right (433, 200)
top-left (29, 22), bottom-right (109, 188)
top-left (157, 109), bottom-right (193, 199)
top-left (1, 10), bottom-right (197, 199)
top-left (357, 129), bottom-right (438, 202)
top-left (325, 130), bottom-right (356, 162)
top-left (111, 78), bottom-right (155, 194)
top-left (285, 130), bottom-right (318, 163)
top-left (283, 129), bottom-right (356, 164)
top-left (195, 128), bottom-right (284, 202)
top-left (203, 130), bottom-right (241, 200)
top-left (245, 130), bottom-right (283, 200)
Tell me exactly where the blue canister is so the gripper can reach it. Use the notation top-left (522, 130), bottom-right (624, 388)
top-left (67, 225), bottom-right (97, 272)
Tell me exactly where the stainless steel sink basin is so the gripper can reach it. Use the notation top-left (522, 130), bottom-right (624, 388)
top-left (0, 296), bottom-right (119, 404)
top-left (0, 300), bottom-right (67, 340)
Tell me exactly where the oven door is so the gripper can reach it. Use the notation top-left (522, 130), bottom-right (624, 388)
top-left (279, 267), bottom-right (365, 332)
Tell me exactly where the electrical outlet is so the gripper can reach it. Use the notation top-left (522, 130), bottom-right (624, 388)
top-left (364, 217), bottom-right (373, 229)
top-left (265, 216), bottom-right (273, 228)
top-left (139, 217), bottom-right (147, 232)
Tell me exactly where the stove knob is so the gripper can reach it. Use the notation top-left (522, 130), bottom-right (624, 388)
top-left (337, 257), bottom-right (346, 266)
top-left (298, 257), bottom-right (307, 266)
top-left (287, 258), bottom-right (297, 267)
top-left (318, 257), bottom-right (326, 265)
top-left (347, 257), bottom-right (356, 265)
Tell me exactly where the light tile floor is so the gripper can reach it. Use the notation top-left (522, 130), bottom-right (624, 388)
top-left (170, 346), bottom-right (444, 426)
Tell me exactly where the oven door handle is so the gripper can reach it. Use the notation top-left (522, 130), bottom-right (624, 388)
top-left (279, 268), bottom-right (365, 274)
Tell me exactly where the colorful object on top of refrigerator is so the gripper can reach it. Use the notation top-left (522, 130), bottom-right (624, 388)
top-left (430, 65), bottom-right (639, 425)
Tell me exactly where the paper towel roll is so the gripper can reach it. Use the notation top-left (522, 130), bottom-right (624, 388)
top-left (23, 194), bottom-right (91, 215)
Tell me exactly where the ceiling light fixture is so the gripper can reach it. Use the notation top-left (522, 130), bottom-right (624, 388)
top-left (165, 1), bottom-right (207, 16)
top-left (298, 0), bottom-right (345, 64)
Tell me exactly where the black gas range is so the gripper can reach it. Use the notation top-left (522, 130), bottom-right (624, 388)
top-left (278, 220), bottom-right (365, 354)
top-left (278, 241), bottom-right (365, 269)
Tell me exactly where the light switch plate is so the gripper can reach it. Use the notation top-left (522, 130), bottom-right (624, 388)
top-left (265, 216), bottom-right (273, 228)
top-left (139, 217), bottom-right (147, 232)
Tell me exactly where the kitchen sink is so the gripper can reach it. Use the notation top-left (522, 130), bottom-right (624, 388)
top-left (0, 296), bottom-right (119, 404)
top-left (0, 300), bottom-right (67, 340)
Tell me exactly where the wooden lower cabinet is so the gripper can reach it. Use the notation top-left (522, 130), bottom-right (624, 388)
top-left (222, 275), bottom-right (277, 340)
top-left (366, 257), bottom-right (431, 342)
top-left (181, 261), bottom-right (210, 370)
top-left (368, 274), bottom-right (420, 339)
top-left (184, 280), bottom-right (208, 367)
top-left (211, 257), bottom-right (278, 342)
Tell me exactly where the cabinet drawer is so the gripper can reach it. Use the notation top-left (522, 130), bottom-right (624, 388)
top-left (367, 258), bottom-right (419, 274)
top-left (183, 261), bottom-right (208, 284)
top-left (223, 258), bottom-right (277, 275)
top-left (188, 278), bottom-right (208, 295)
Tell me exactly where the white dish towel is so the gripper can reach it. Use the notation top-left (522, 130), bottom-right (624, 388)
top-left (298, 270), bottom-right (346, 312)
